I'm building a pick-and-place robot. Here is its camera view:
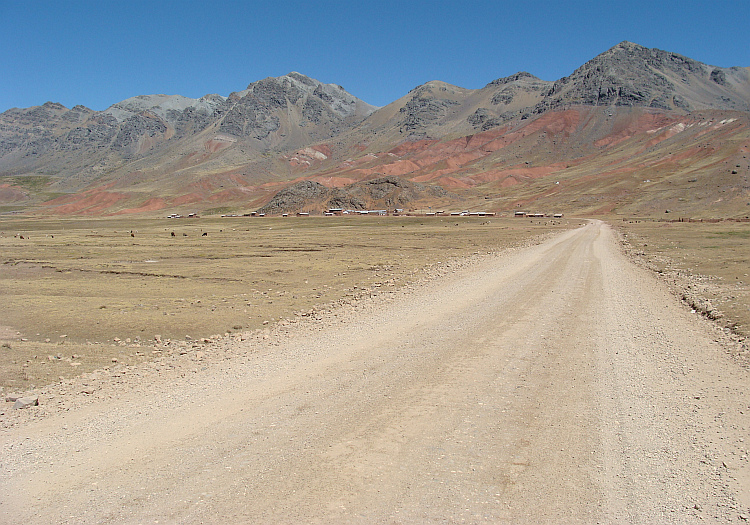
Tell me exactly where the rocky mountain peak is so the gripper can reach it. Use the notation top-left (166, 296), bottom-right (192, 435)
top-left (104, 93), bottom-right (227, 123)
top-left (610, 40), bottom-right (645, 53)
top-left (395, 81), bottom-right (472, 136)
top-left (487, 71), bottom-right (542, 87)
top-left (285, 72), bottom-right (318, 87)
top-left (236, 73), bottom-right (378, 118)
top-left (535, 42), bottom-right (750, 113)
top-left (1, 41), bottom-right (748, 214)
top-left (42, 101), bottom-right (67, 111)
top-left (218, 73), bottom-right (377, 140)
top-left (407, 81), bottom-right (466, 97)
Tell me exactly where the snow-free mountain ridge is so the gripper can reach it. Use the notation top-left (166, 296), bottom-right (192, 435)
top-left (1, 42), bottom-right (748, 217)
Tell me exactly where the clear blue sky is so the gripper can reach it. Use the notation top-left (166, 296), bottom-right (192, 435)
top-left (1, 0), bottom-right (748, 112)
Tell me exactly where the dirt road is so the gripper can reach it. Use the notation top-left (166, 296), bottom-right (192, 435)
top-left (2, 221), bottom-right (749, 523)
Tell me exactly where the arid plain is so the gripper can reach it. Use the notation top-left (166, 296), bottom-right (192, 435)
top-left (0, 215), bottom-right (579, 393)
top-left (2, 218), bottom-right (749, 523)
top-left (2, 215), bottom-right (748, 396)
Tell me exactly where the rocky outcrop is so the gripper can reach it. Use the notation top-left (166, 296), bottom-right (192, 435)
top-left (399, 83), bottom-right (460, 135)
top-left (257, 176), bottom-right (451, 215)
top-left (711, 68), bottom-right (727, 86)
top-left (0, 73), bottom-right (377, 189)
top-left (220, 73), bottom-right (377, 138)
top-left (461, 72), bottom-right (551, 131)
top-left (257, 180), bottom-right (330, 215)
top-left (533, 42), bottom-right (750, 113)
top-left (219, 97), bottom-right (281, 139)
top-left (344, 175), bottom-right (449, 208)
top-left (112, 113), bottom-right (169, 154)
top-left (60, 113), bottom-right (119, 151)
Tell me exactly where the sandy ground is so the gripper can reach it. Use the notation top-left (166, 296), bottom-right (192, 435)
top-left (1, 220), bottom-right (749, 524)
top-left (0, 216), bottom-right (573, 391)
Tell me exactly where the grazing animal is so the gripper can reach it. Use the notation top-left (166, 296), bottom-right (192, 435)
top-left (171, 232), bottom-right (176, 237)
top-left (131, 233), bottom-right (135, 237)
top-left (202, 232), bottom-right (208, 236)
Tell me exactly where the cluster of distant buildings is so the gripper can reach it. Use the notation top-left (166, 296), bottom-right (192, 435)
top-left (514, 211), bottom-right (564, 218)
top-left (320, 208), bottom-right (501, 217)
top-left (166, 209), bottom-right (564, 219)
top-left (222, 209), bottom-right (501, 218)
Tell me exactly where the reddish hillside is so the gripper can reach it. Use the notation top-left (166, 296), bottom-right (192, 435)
top-left (2, 42), bottom-right (748, 218)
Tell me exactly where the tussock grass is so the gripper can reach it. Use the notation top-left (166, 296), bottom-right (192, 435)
top-left (0, 215), bottom-right (572, 391)
top-left (617, 220), bottom-right (750, 340)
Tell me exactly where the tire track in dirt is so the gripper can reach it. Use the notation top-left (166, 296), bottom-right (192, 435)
top-left (1, 221), bottom-right (748, 524)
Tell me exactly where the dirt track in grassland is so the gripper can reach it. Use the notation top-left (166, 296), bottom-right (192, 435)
top-left (1, 221), bottom-right (749, 524)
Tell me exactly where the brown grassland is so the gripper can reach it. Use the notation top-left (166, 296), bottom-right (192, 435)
top-left (0, 215), bottom-right (575, 393)
top-left (615, 219), bottom-right (750, 343)
top-left (2, 215), bottom-right (748, 397)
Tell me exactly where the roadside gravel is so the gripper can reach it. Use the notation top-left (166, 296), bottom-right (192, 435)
top-left (1, 221), bottom-right (748, 523)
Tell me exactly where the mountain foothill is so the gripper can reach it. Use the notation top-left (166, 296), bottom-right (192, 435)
top-left (1, 42), bottom-right (749, 218)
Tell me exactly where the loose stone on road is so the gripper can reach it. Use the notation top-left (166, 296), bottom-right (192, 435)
top-left (1, 221), bottom-right (748, 523)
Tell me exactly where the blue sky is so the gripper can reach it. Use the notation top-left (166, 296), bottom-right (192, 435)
top-left (1, 0), bottom-right (748, 112)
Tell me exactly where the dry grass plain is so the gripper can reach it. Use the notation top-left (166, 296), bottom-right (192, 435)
top-left (615, 219), bottom-right (750, 343)
top-left (0, 215), bottom-right (575, 393)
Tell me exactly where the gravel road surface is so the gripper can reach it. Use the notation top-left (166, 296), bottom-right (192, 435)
top-left (2, 220), bottom-right (748, 523)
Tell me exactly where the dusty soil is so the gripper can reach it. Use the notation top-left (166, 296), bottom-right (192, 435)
top-left (615, 219), bottom-right (750, 342)
top-left (0, 215), bottom-right (574, 392)
top-left (1, 221), bottom-right (749, 523)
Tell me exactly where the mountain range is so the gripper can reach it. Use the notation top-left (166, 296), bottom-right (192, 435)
top-left (1, 41), bottom-right (749, 217)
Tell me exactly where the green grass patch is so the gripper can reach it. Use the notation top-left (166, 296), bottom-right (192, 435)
top-left (707, 230), bottom-right (750, 239)
top-left (203, 206), bottom-right (237, 216)
top-left (3, 175), bottom-right (54, 192)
